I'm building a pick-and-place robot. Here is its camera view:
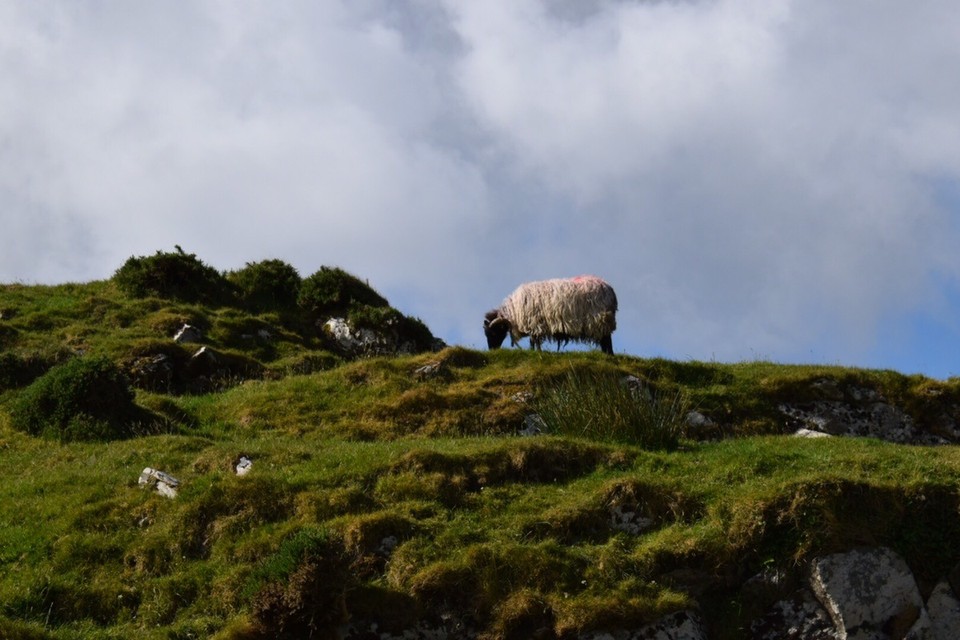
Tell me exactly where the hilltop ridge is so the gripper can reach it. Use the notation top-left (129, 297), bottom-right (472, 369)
top-left (2, 250), bottom-right (960, 639)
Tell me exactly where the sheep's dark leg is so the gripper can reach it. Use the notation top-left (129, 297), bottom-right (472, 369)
top-left (600, 335), bottom-right (613, 355)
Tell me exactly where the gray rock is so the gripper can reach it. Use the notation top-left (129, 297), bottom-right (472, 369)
top-left (905, 607), bottom-right (932, 640)
top-left (578, 610), bottom-right (707, 640)
top-left (809, 547), bottom-right (924, 640)
top-left (777, 379), bottom-right (956, 444)
top-left (521, 413), bottom-right (546, 436)
top-left (414, 361), bottom-right (447, 381)
top-left (924, 580), bottom-right (960, 640)
top-left (126, 353), bottom-right (174, 392)
top-left (685, 411), bottom-right (714, 428)
top-left (779, 400), bottom-right (923, 443)
top-left (622, 375), bottom-right (653, 400)
top-left (751, 588), bottom-right (840, 640)
top-left (609, 504), bottom-right (655, 535)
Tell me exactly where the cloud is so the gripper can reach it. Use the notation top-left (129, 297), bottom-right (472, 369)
top-left (1, 0), bottom-right (959, 375)
top-left (444, 0), bottom-right (960, 363)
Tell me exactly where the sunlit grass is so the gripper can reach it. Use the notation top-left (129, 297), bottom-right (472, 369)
top-left (5, 278), bottom-right (960, 637)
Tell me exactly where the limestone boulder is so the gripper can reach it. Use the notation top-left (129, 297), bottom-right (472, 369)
top-left (809, 547), bottom-right (925, 640)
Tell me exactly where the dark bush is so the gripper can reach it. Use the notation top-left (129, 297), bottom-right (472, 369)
top-left (0, 353), bottom-right (20, 390)
top-left (396, 315), bottom-right (437, 352)
top-left (0, 352), bottom-right (59, 390)
top-left (298, 267), bottom-right (389, 316)
top-left (113, 247), bottom-right (232, 303)
top-left (9, 356), bottom-right (140, 442)
top-left (249, 528), bottom-right (350, 639)
top-left (227, 259), bottom-right (302, 312)
top-left (0, 321), bottom-right (17, 348)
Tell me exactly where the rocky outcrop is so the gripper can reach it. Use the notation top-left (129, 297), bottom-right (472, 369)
top-left (810, 547), bottom-right (924, 639)
top-left (779, 396), bottom-right (928, 444)
top-left (752, 547), bottom-right (960, 640)
top-left (340, 548), bottom-right (958, 640)
top-left (123, 344), bottom-right (263, 394)
top-left (778, 378), bottom-right (956, 445)
top-left (323, 317), bottom-right (438, 357)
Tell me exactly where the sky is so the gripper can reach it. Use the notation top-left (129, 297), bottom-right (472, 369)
top-left (3, 1), bottom-right (960, 378)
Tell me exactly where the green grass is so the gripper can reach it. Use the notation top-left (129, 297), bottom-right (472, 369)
top-left (3, 423), bottom-right (959, 638)
top-left (4, 274), bottom-right (960, 638)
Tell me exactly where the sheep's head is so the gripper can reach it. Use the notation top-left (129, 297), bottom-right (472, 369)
top-left (483, 310), bottom-right (510, 349)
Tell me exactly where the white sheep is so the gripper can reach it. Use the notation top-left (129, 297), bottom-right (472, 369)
top-left (483, 276), bottom-right (618, 354)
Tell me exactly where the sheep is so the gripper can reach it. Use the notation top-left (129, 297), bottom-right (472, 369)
top-left (483, 276), bottom-right (618, 355)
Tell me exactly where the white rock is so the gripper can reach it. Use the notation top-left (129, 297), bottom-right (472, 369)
top-left (173, 324), bottom-right (202, 343)
top-left (413, 362), bottom-right (444, 380)
top-left (324, 317), bottom-right (386, 353)
top-left (794, 428), bottom-right (832, 438)
top-left (191, 345), bottom-right (215, 361)
top-left (324, 318), bottom-right (353, 343)
top-left (235, 456), bottom-right (253, 476)
top-left (138, 467), bottom-right (180, 498)
top-left (155, 482), bottom-right (178, 499)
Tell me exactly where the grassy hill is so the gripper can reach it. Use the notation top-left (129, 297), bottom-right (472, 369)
top-left (2, 251), bottom-right (960, 639)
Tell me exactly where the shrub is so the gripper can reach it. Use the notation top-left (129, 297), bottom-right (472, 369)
top-left (0, 321), bottom-right (17, 348)
top-left (0, 352), bottom-right (51, 390)
top-left (113, 247), bottom-right (232, 303)
top-left (298, 267), bottom-right (389, 316)
top-left (227, 259), bottom-right (302, 312)
top-left (9, 356), bottom-right (140, 442)
top-left (248, 528), bottom-right (350, 639)
top-left (534, 368), bottom-right (688, 450)
top-left (0, 346), bottom-right (74, 391)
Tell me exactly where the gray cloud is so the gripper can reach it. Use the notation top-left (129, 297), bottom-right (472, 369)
top-left (2, 1), bottom-right (959, 375)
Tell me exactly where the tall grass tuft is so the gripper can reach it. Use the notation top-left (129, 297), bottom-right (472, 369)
top-left (535, 367), bottom-right (688, 449)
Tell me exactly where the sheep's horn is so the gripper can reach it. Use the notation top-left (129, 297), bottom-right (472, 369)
top-left (487, 316), bottom-right (508, 329)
